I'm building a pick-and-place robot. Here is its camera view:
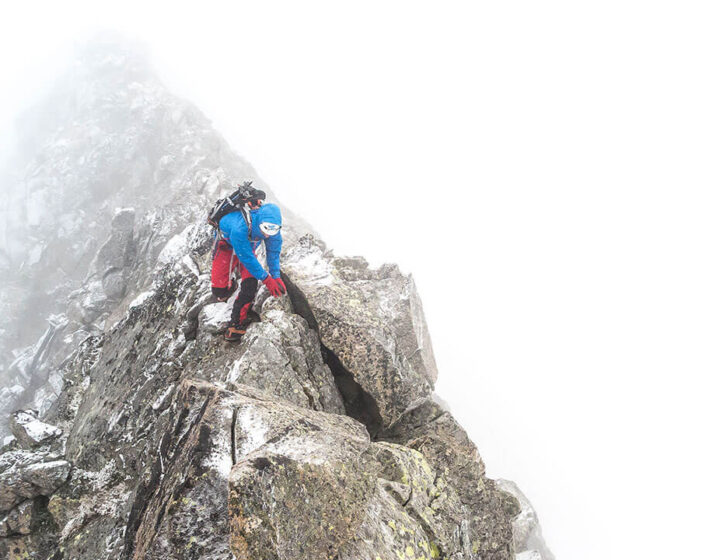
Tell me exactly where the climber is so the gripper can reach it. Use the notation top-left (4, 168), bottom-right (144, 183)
top-left (210, 201), bottom-right (286, 342)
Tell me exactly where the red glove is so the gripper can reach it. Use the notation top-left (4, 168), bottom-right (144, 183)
top-left (263, 276), bottom-right (286, 297)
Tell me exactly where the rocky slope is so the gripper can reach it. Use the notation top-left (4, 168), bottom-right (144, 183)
top-left (0, 39), bottom-right (307, 431)
top-left (0, 40), bottom-right (551, 559)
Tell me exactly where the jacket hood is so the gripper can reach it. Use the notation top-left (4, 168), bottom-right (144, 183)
top-left (251, 203), bottom-right (282, 237)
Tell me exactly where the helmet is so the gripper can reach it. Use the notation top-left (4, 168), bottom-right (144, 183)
top-left (238, 181), bottom-right (266, 208)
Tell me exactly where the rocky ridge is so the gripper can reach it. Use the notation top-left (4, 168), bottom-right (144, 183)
top-left (0, 41), bottom-right (552, 559)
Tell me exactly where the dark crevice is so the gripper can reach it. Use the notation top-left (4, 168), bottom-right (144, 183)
top-left (190, 423), bottom-right (212, 477)
top-left (402, 487), bottom-right (413, 508)
top-left (281, 273), bottom-right (318, 330)
top-left (26, 496), bottom-right (60, 556)
top-left (183, 292), bottom-right (213, 341)
top-left (283, 274), bottom-right (382, 438)
top-left (377, 404), bottom-right (448, 443)
top-left (149, 438), bottom-right (174, 537)
top-left (123, 454), bottom-right (163, 558)
top-left (321, 344), bottom-right (382, 439)
top-left (230, 407), bottom-right (238, 464)
top-left (172, 396), bottom-right (211, 461)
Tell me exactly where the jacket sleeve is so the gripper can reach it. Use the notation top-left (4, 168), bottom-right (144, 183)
top-left (229, 228), bottom-right (268, 280)
top-left (265, 233), bottom-right (283, 278)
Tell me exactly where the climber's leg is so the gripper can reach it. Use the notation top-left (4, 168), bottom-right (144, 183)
top-left (224, 267), bottom-right (260, 341)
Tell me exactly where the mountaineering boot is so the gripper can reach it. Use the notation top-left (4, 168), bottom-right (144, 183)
top-left (223, 308), bottom-right (261, 342)
top-left (224, 323), bottom-right (245, 342)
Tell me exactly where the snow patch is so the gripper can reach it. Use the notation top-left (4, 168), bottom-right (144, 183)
top-left (129, 290), bottom-right (155, 310)
top-left (264, 437), bottom-right (329, 466)
top-left (11, 411), bottom-right (62, 445)
top-left (199, 301), bottom-right (233, 333)
top-left (290, 251), bottom-right (334, 285)
top-left (156, 224), bottom-right (194, 267)
top-left (80, 458), bottom-right (119, 492)
top-left (24, 459), bottom-right (69, 475)
top-left (181, 254), bottom-right (199, 277)
top-left (200, 407), bottom-right (234, 477)
top-left (203, 448), bottom-right (233, 478)
top-left (227, 359), bottom-right (244, 384)
top-left (236, 407), bottom-right (268, 457)
top-left (152, 385), bottom-right (174, 411)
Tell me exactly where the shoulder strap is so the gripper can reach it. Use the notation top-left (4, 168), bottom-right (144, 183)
top-left (240, 206), bottom-right (252, 241)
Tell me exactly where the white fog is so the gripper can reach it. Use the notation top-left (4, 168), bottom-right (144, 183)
top-left (1, 3), bottom-right (718, 560)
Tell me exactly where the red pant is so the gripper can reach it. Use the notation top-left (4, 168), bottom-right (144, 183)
top-left (211, 239), bottom-right (259, 324)
top-left (211, 239), bottom-right (241, 291)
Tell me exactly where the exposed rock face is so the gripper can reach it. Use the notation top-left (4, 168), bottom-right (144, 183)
top-left (0, 41), bottom-right (552, 560)
top-left (496, 480), bottom-right (555, 560)
top-left (95, 207), bottom-right (137, 302)
top-left (228, 393), bottom-right (496, 560)
top-left (381, 400), bottom-right (520, 560)
top-left (0, 499), bottom-right (34, 537)
top-left (0, 39), bottom-right (271, 431)
top-left (283, 235), bottom-right (438, 433)
top-left (0, 215), bottom-right (527, 559)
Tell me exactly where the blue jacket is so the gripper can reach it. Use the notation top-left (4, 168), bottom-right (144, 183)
top-left (218, 203), bottom-right (283, 280)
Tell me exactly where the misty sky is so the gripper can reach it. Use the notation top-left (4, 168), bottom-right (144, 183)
top-left (2, 2), bottom-right (719, 559)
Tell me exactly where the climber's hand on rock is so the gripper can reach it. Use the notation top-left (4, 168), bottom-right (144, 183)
top-left (263, 276), bottom-right (285, 297)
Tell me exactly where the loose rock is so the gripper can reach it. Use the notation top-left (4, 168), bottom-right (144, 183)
top-left (9, 410), bottom-right (62, 449)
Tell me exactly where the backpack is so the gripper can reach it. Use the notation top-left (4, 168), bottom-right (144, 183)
top-left (207, 181), bottom-right (266, 230)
